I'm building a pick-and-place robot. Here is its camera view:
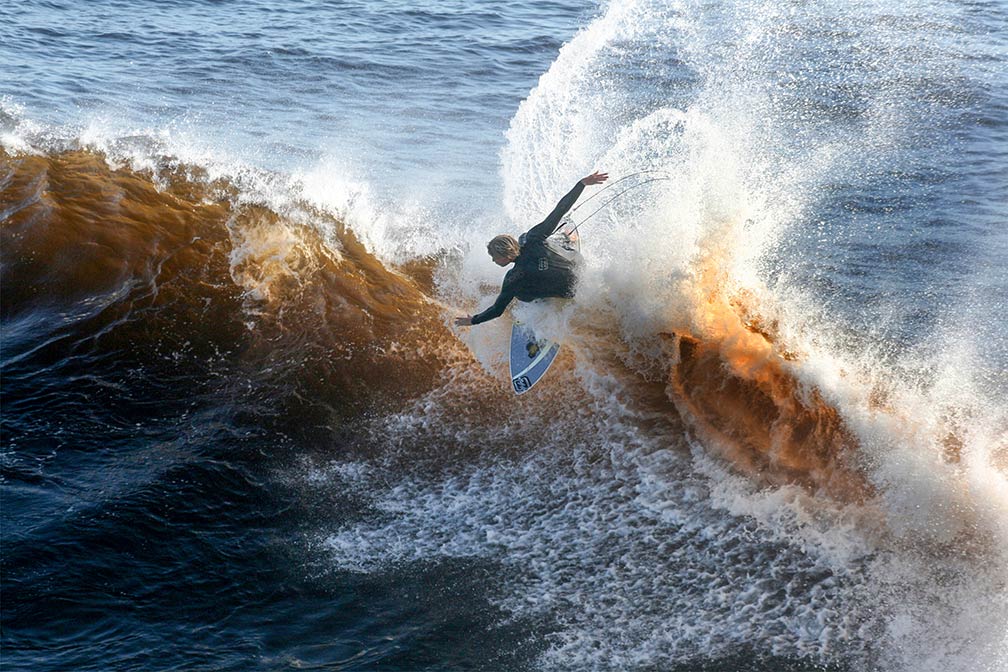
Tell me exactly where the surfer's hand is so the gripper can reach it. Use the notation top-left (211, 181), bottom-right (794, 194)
top-left (581, 171), bottom-right (608, 186)
top-left (454, 315), bottom-right (473, 327)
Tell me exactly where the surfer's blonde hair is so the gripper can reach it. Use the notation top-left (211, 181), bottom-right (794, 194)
top-left (487, 234), bottom-right (519, 259)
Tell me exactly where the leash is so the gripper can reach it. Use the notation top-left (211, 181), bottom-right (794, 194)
top-left (568, 172), bottom-right (670, 235)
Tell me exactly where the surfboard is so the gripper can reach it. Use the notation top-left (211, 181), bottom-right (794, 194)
top-left (509, 322), bottom-right (561, 395)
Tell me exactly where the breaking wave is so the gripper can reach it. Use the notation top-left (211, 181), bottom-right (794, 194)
top-left (3, 0), bottom-right (1006, 665)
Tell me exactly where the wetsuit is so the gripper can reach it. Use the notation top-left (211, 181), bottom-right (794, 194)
top-left (471, 181), bottom-right (585, 325)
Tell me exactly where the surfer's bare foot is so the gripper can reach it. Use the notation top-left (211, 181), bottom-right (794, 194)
top-left (454, 315), bottom-right (473, 327)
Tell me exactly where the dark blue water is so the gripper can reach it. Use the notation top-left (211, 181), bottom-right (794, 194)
top-left (3, 0), bottom-right (1007, 670)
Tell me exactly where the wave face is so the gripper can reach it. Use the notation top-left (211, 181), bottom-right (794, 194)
top-left (3, 0), bottom-right (1007, 670)
top-left (0, 148), bottom-right (455, 409)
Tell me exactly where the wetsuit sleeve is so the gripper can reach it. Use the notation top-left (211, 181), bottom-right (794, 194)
top-left (470, 285), bottom-right (516, 325)
top-left (522, 181), bottom-right (585, 245)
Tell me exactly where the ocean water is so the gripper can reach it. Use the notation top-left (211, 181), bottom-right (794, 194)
top-left (2, 0), bottom-right (1006, 670)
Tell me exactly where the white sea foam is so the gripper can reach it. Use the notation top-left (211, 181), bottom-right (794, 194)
top-left (313, 408), bottom-right (877, 668)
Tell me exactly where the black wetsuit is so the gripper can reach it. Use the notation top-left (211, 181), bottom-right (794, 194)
top-left (471, 181), bottom-right (585, 325)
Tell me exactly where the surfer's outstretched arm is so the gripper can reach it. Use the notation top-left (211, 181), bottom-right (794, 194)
top-left (456, 286), bottom-right (516, 327)
top-left (523, 171), bottom-right (609, 245)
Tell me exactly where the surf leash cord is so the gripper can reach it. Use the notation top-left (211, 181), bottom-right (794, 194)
top-left (569, 171), bottom-right (670, 234)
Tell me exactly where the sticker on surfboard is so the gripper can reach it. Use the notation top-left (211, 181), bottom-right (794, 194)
top-left (509, 322), bottom-right (561, 395)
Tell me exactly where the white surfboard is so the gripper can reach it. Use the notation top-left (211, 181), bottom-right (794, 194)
top-left (509, 322), bottom-right (561, 395)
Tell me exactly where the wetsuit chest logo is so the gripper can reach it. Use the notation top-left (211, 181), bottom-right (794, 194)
top-left (538, 257), bottom-right (548, 271)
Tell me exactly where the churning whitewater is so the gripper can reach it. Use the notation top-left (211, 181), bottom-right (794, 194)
top-left (2, 0), bottom-right (1006, 670)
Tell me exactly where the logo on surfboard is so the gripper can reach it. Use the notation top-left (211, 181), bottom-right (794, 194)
top-left (512, 376), bottom-right (532, 393)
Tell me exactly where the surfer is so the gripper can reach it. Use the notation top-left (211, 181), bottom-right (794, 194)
top-left (455, 171), bottom-right (609, 327)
